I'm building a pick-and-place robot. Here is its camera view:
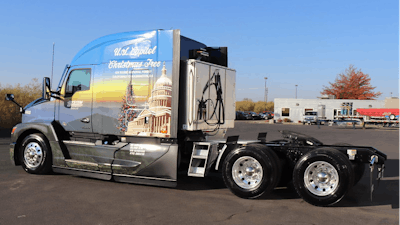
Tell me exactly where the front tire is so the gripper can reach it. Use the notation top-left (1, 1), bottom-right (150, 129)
top-left (19, 133), bottom-right (52, 174)
top-left (293, 148), bottom-right (354, 206)
top-left (222, 145), bottom-right (281, 199)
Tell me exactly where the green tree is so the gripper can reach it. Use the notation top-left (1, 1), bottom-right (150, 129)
top-left (0, 79), bottom-right (41, 128)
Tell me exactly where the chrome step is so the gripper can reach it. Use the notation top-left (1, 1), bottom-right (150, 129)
top-left (188, 142), bottom-right (218, 177)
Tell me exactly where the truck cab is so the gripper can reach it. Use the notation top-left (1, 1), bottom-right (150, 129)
top-left (8, 29), bottom-right (235, 187)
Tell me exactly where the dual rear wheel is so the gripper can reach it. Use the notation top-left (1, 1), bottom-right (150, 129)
top-left (292, 148), bottom-right (354, 206)
top-left (222, 144), bottom-right (281, 199)
top-left (222, 145), bottom-right (356, 206)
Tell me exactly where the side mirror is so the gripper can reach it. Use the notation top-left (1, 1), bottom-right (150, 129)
top-left (42, 77), bottom-right (51, 100)
top-left (5, 94), bottom-right (14, 101)
top-left (5, 94), bottom-right (24, 113)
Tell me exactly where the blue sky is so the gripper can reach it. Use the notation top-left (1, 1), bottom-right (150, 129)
top-left (0, 0), bottom-right (398, 101)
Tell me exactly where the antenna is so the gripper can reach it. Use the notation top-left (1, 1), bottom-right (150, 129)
top-left (51, 42), bottom-right (55, 90)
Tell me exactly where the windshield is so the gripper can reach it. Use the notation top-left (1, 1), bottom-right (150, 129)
top-left (305, 112), bottom-right (317, 115)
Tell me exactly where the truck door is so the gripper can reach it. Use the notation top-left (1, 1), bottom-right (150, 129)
top-left (58, 67), bottom-right (93, 133)
top-left (56, 66), bottom-right (111, 173)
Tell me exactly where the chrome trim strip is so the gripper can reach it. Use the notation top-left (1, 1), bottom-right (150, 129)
top-left (98, 163), bottom-right (112, 167)
top-left (52, 166), bottom-right (110, 174)
top-left (113, 173), bottom-right (176, 182)
top-left (50, 125), bottom-right (58, 142)
top-left (215, 144), bottom-right (227, 170)
top-left (65, 159), bottom-right (98, 167)
top-left (237, 140), bottom-right (261, 144)
top-left (63, 140), bottom-right (95, 146)
top-left (112, 163), bottom-right (141, 168)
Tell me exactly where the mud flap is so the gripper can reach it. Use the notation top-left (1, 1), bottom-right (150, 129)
top-left (369, 155), bottom-right (385, 201)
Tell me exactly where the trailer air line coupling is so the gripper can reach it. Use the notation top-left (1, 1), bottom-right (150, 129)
top-left (369, 155), bottom-right (384, 201)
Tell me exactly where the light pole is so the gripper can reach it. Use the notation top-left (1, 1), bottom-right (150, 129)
top-left (295, 85), bottom-right (298, 99)
top-left (264, 77), bottom-right (268, 103)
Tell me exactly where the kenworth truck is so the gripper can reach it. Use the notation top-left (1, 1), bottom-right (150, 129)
top-left (6, 29), bottom-right (386, 206)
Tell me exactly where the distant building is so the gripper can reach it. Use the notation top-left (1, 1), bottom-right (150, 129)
top-left (274, 98), bottom-right (386, 122)
top-left (385, 97), bottom-right (399, 108)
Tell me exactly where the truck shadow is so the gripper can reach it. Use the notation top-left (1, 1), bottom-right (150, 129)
top-left (335, 159), bottom-right (399, 209)
top-left (176, 172), bottom-right (227, 190)
top-left (266, 159), bottom-right (399, 208)
top-left (176, 171), bottom-right (301, 199)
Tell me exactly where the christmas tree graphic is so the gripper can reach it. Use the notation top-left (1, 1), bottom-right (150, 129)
top-left (117, 79), bottom-right (137, 132)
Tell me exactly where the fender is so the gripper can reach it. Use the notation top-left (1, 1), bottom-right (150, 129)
top-left (10, 121), bottom-right (65, 166)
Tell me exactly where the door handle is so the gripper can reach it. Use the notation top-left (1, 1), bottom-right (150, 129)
top-left (81, 117), bottom-right (90, 123)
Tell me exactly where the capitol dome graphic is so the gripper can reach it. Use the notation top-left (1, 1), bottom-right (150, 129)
top-left (126, 62), bottom-right (172, 137)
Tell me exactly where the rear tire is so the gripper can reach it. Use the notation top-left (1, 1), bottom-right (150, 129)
top-left (19, 133), bottom-right (52, 174)
top-left (352, 162), bottom-right (365, 185)
top-left (293, 148), bottom-right (354, 206)
top-left (222, 144), bottom-right (281, 199)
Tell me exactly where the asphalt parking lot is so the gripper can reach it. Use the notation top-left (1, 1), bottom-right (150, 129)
top-left (0, 122), bottom-right (398, 225)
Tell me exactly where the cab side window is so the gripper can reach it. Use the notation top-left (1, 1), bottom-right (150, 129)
top-left (65, 69), bottom-right (91, 97)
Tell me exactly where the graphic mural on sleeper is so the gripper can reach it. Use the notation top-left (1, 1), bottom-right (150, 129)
top-left (123, 62), bottom-right (172, 137)
top-left (91, 30), bottom-right (173, 138)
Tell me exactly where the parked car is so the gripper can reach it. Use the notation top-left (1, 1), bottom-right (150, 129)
top-left (236, 111), bottom-right (251, 120)
top-left (253, 113), bottom-right (263, 120)
top-left (259, 112), bottom-right (268, 119)
top-left (267, 111), bottom-right (274, 118)
top-left (243, 111), bottom-right (262, 120)
top-left (259, 111), bottom-right (273, 120)
top-left (263, 112), bottom-right (273, 120)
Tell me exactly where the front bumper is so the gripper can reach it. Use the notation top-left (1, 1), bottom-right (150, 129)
top-left (303, 117), bottom-right (317, 123)
top-left (304, 120), bottom-right (317, 123)
top-left (10, 142), bottom-right (16, 166)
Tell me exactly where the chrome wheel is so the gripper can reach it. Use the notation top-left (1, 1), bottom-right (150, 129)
top-left (232, 156), bottom-right (263, 190)
top-left (304, 161), bottom-right (339, 196)
top-left (23, 142), bottom-right (43, 169)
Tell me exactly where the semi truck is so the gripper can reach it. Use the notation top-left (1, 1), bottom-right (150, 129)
top-left (6, 29), bottom-right (386, 206)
